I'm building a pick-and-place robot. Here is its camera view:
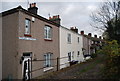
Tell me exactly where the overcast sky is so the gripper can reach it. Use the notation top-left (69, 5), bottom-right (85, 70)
top-left (0, 1), bottom-right (106, 37)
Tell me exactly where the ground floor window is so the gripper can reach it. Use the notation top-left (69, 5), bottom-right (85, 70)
top-left (72, 51), bottom-right (74, 59)
top-left (44, 53), bottom-right (52, 67)
top-left (77, 51), bottom-right (80, 57)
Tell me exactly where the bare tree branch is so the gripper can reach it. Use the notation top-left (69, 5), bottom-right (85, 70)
top-left (90, 1), bottom-right (120, 31)
top-left (90, 0), bottom-right (120, 41)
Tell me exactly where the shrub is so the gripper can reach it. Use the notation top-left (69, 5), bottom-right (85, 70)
top-left (91, 53), bottom-right (97, 58)
top-left (99, 40), bottom-right (120, 79)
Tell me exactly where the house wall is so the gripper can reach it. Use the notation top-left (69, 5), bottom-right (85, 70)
top-left (60, 26), bottom-right (84, 69)
top-left (17, 11), bottom-right (59, 79)
top-left (0, 13), bottom-right (2, 80)
top-left (2, 12), bottom-right (19, 79)
top-left (82, 36), bottom-right (92, 55)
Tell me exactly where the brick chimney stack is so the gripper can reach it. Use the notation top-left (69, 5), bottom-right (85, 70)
top-left (94, 35), bottom-right (97, 38)
top-left (28, 3), bottom-right (38, 14)
top-left (81, 31), bottom-right (84, 35)
top-left (103, 37), bottom-right (105, 39)
top-left (70, 27), bottom-right (78, 33)
top-left (99, 36), bottom-right (102, 39)
top-left (49, 15), bottom-right (61, 25)
top-left (88, 33), bottom-right (92, 37)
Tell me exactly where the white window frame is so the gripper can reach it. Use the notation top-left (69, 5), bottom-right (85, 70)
top-left (44, 25), bottom-right (52, 40)
top-left (25, 19), bottom-right (31, 35)
top-left (67, 33), bottom-right (71, 43)
top-left (44, 53), bottom-right (52, 67)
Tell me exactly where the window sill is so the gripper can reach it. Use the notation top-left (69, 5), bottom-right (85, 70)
top-left (43, 67), bottom-right (53, 72)
top-left (44, 39), bottom-right (52, 41)
top-left (24, 34), bottom-right (32, 37)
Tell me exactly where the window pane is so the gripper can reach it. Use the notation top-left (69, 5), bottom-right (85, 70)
top-left (44, 27), bottom-right (47, 38)
top-left (78, 37), bottom-right (79, 43)
top-left (48, 54), bottom-right (51, 67)
top-left (72, 51), bottom-right (74, 59)
top-left (44, 53), bottom-right (52, 67)
top-left (68, 34), bottom-right (71, 43)
top-left (78, 51), bottom-right (79, 57)
top-left (46, 54), bottom-right (49, 67)
top-left (48, 27), bottom-right (52, 39)
top-left (44, 26), bottom-right (52, 39)
top-left (44, 55), bottom-right (47, 67)
top-left (25, 19), bottom-right (30, 34)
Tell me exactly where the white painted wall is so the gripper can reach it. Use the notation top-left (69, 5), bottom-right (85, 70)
top-left (60, 26), bottom-right (84, 69)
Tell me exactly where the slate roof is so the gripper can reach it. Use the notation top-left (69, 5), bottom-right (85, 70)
top-left (1, 6), bottom-right (60, 27)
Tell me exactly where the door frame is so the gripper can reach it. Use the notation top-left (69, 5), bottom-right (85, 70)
top-left (22, 52), bottom-right (32, 80)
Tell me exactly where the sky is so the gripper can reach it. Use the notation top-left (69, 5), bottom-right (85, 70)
top-left (0, 0), bottom-right (109, 37)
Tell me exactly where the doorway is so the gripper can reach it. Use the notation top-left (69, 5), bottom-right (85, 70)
top-left (22, 53), bottom-right (32, 80)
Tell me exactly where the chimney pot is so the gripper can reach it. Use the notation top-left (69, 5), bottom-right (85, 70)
top-left (81, 31), bottom-right (84, 35)
top-left (28, 3), bottom-right (38, 14)
top-left (34, 3), bottom-right (36, 7)
top-left (55, 16), bottom-right (57, 19)
top-left (70, 27), bottom-right (73, 29)
top-left (31, 3), bottom-right (34, 7)
top-left (53, 16), bottom-right (56, 19)
top-left (58, 15), bottom-right (59, 18)
top-left (30, 4), bottom-right (32, 8)
top-left (70, 27), bottom-right (78, 33)
top-left (88, 33), bottom-right (92, 37)
top-left (49, 15), bottom-right (61, 25)
top-left (49, 17), bottom-right (52, 19)
top-left (94, 35), bottom-right (97, 38)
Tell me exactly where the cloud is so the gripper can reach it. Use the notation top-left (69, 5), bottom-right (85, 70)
top-left (1, 0), bottom-right (110, 2)
top-left (1, 2), bottom-right (103, 36)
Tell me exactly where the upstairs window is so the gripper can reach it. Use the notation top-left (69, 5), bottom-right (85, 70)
top-left (44, 25), bottom-right (52, 40)
top-left (44, 53), bottom-right (52, 67)
top-left (25, 19), bottom-right (31, 35)
top-left (67, 33), bottom-right (71, 43)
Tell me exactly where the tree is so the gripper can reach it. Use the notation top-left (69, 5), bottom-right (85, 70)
top-left (98, 40), bottom-right (120, 79)
top-left (90, 1), bottom-right (120, 44)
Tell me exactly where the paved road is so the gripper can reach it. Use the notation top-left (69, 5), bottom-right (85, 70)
top-left (37, 54), bottom-right (105, 79)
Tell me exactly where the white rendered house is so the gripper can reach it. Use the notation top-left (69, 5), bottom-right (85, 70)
top-left (59, 26), bottom-right (84, 69)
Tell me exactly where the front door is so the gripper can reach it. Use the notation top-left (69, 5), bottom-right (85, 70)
top-left (68, 52), bottom-right (71, 62)
top-left (22, 53), bottom-right (32, 80)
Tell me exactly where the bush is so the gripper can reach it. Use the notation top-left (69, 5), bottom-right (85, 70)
top-left (91, 53), bottom-right (97, 58)
top-left (99, 40), bottom-right (120, 79)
